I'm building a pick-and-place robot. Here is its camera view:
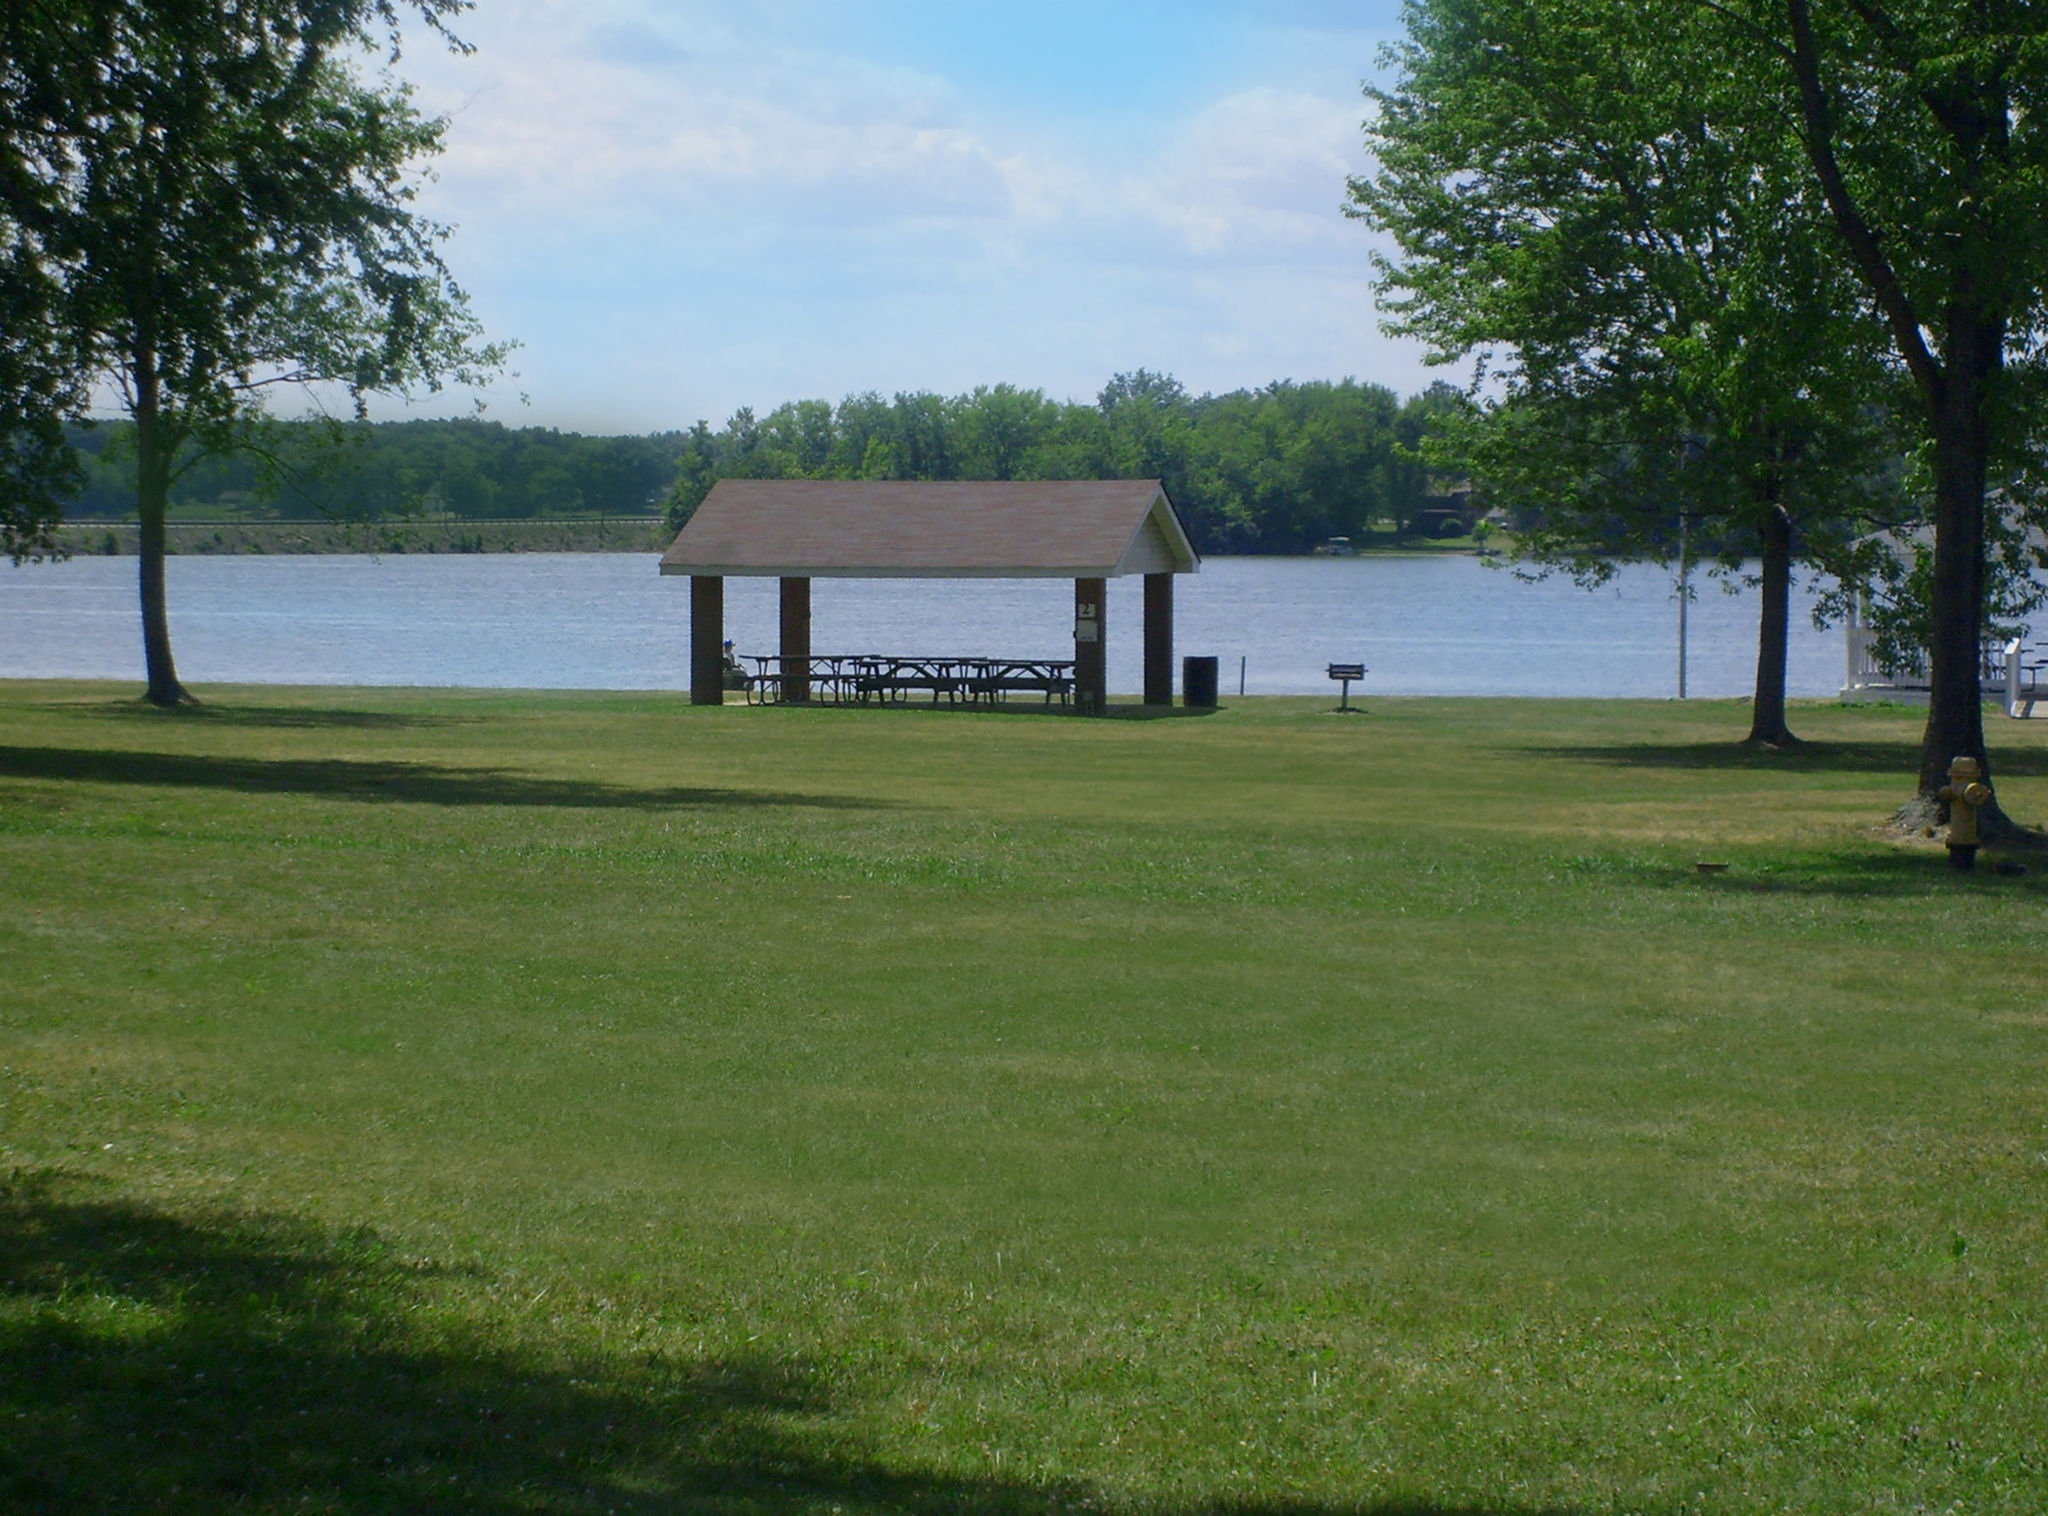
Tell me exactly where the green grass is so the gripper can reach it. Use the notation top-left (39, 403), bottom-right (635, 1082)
top-left (3, 683), bottom-right (2045, 1514)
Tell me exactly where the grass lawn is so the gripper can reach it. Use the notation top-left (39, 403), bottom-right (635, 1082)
top-left (2, 682), bottom-right (2045, 1514)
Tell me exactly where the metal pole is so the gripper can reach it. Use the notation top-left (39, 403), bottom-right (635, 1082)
top-left (1239, 655), bottom-right (1247, 697)
top-left (1676, 512), bottom-right (1689, 700)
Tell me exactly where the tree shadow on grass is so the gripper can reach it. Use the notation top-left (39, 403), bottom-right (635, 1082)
top-left (0, 745), bottom-right (886, 812)
top-left (1570, 848), bottom-right (2043, 899)
top-left (1102, 703), bottom-right (1219, 722)
top-left (1695, 853), bottom-right (2043, 896)
top-left (0, 1172), bottom-right (1578, 1516)
top-left (1529, 739), bottom-right (2048, 779)
top-left (77, 700), bottom-right (486, 731)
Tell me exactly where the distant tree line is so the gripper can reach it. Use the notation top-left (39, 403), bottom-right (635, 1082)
top-left (657, 372), bottom-right (1471, 554)
top-left (59, 418), bottom-right (693, 523)
top-left (53, 373), bottom-right (1476, 554)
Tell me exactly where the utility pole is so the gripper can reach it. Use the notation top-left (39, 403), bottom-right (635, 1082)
top-left (1676, 512), bottom-right (1689, 700)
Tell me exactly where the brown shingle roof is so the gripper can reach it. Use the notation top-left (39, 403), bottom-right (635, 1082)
top-left (657, 479), bottom-right (1198, 578)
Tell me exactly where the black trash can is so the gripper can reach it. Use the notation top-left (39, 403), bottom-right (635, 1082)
top-left (1183, 655), bottom-right (1219, 709)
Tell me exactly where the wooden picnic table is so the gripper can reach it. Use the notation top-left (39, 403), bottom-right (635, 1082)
top-left (961, 657), bottom-right (1075, 705)
top-left (741, 654), bottom-right (1074, 707)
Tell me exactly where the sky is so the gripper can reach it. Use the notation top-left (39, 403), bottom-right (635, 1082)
top-left (376, 0), bottom-right (1428, 435)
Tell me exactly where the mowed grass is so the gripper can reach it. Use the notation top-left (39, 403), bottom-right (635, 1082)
top-left (2, 681), bottom-right (2045, 1515)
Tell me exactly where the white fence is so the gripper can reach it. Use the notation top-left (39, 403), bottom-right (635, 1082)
top-left (1843, 624), bottom-right (2045, 717)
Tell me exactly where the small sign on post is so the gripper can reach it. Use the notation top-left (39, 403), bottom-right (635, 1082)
top-left (1328, 661), bottom-right (1366, 712)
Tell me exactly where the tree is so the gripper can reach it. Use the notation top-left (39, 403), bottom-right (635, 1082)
top-left (1, 1), bottom-right (93, 561)
top-left (1353, 0), bottom-right (1910, 747)
top-left (642, 370), bottom-right (1468, 556)
top-left (7, 0), bottom-right (504, 704)
top-left (1747, 1), bottom-right (2048, 812)
top-left (1385, 383), bottom-right (1471, 544)
top-left (758, 398), bottom-right (835, 477)
top-left (655, 423), bottom-right (715, 532)
top-left (1370, 0), bottom-right (2048, 810)
top-left (955, 384), bottom-right (1060, 481)
top-left (890, 391), bottom-right (958, 481)
top-left (1095, 370), bottom-right (1196, 513)
top-left (0, 305), bottom-right (76, 563)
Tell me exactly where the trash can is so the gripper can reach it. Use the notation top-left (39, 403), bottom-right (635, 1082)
top-left (1183, 655), bottom-right (1219, 709)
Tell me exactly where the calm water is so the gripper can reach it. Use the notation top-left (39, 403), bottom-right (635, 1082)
top-left (0, 552), bottom-right (1845, 698)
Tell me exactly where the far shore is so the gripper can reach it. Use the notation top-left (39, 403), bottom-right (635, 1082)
top-left (50, 517), bottom-right (1492, 558)
top-left (53, 516), bottom-right (677, 556)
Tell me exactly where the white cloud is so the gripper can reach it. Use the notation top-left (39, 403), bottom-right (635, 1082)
top-left (369, 0), bottom-right (1427, 431)
top-left (407, 5), bottom-right (1038, 227)
top-left (1125, 87), bottom-right (1370, 258)
top-left (407, 5), bottom-right (1368, 249)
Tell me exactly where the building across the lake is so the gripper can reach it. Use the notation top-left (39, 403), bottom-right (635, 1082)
top-left (1839, 523), bottom-right (2048, 715)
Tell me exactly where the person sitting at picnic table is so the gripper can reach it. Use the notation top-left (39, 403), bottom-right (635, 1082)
top-left (721, 640), bottom-right (747, 691)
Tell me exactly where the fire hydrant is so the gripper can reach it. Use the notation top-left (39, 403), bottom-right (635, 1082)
top-left (1939, 755), bottom-right (1993, 871)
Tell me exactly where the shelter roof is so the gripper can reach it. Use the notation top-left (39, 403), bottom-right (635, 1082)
top-left (658, 479), bottom-right (1199, 579)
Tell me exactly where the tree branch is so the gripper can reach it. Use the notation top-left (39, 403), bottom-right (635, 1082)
top-left (1782, 0), bottom-right (1944, 408)
top-left (229, 370), bottom-right (326, 392)
top-left (1837, 0), bottom-right (1906, 57)
top-left (1682, 0), bottom-right (1797, 64)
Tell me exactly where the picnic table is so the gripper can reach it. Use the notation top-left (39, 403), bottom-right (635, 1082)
top-left (741, 654), bottom-right (1074, 708)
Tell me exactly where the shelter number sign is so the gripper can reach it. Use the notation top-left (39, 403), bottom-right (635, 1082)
top-left (1075, 603), bottom-right (1100, 643)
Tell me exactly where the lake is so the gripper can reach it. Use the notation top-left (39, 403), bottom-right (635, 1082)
top-left (1, 552), bottom-right (1847, 698)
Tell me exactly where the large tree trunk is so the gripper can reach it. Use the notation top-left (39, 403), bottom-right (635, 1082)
top-left (1914, 311), bottom-right (1997, 812)
top-left (132, 347), bottom-right (194, 708)
top-left (1777, 0), bottom-right (2020, 835)
top-left (1746, 494), bottom-right (1797, 746)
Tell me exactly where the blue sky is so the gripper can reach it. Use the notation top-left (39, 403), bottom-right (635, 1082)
top-left (384, 0), bottom-right (1426, 434)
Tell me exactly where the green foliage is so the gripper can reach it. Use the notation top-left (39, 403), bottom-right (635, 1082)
top-left (1347, 0), bottom-right (2048, 744)
top-left (58, 414), bottom-right (704, 525)
top-left (0, 403), bottom-right (77, 564)
top-left (1368, 0), bottom-right (2048, 794)
top-left (655, 372), bottom-right (1469, 554)
top-left (52, 376), bottom-right (1476, 555)
top-left (53, 1), bottom-right (506, 436)
top-left (1815, 498), bottom-right (2048, 681)
top-left (257, 418), bottom-right (688, 522)
top-left (0, 0), bottom-right (94, 561)
top-left (1353, 0), bottom-right (1908, 584)
top-left (3, 0), bottom-right (508, 699)
top-left (660, 420), bottom-right (720, 529)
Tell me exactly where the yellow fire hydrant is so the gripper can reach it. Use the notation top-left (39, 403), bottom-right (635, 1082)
top-left (1939, 755), bottom-right (1993, 871)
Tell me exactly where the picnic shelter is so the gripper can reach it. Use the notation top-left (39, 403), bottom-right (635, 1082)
top-left (658, 479), bottom-right (1200, 713)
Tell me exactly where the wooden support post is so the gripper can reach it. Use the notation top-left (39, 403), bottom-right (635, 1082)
top-left (1074, 576), bottom-right (1107, 716)
top-left (690, 574), bottom-right (725, 706)
top-left (1143, 571), bottom-right (1173, 706)
top-left (779, 576), bottom-right (812, 703)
